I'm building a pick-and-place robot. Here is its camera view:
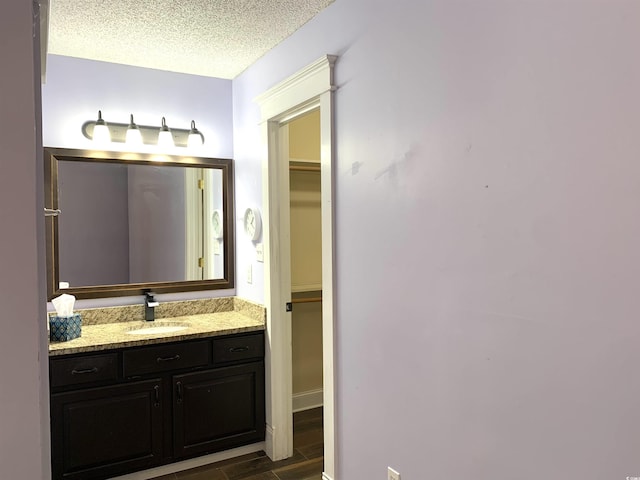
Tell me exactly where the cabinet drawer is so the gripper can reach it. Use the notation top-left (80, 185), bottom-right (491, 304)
top-left (50, 353), bottom-right (118, 388)
top-left (123, 341), bottom-right (210, 377)
top-left (212, 333), bottom-right (264, 365)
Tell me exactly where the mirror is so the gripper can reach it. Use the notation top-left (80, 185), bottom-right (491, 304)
top-left (44, 148), bottom-right (235, 300)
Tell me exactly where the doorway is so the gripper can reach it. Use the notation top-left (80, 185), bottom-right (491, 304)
top-left (256, 55), bottom-right (337, 480)
top-left (288, 109), bottom-right (323, 415)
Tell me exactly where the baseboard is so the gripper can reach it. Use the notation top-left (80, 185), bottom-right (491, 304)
top-left (110, 442), bottom-right (265, 480)
top-left (293, 388), bottom-right (323, 413)
top-left (265, 423), bottom-right (275, 459)
top-left (322, 473), bottom-right (334, 480)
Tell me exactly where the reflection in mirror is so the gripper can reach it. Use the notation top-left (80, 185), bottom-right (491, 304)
top-left (45, 148), bottom-right (235, 300)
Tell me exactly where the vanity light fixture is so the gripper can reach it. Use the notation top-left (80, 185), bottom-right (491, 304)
top-left (81, 111), bottom-right (206, 148)
top-left (125, 114), bottom-right (143, 146)
top-left (92, 110), bottom-right (111, 145)
top-left (157, 117), bottom-right (174, 148)
top-left (187, 120), bottom-right (204, 148)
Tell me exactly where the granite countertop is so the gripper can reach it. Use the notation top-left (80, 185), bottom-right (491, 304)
top-left (49, 310), bottom-right (265, 357)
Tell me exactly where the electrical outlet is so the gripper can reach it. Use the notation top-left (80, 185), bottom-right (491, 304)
top-left (247, 264), bottom-right (252, 284)
top-left (388, 467), bottom-right (401, 480)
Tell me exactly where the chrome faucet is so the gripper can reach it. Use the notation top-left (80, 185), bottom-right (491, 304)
top-left (144, 291), bottom-right (159, 321)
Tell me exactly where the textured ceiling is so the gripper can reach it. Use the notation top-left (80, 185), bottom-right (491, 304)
top-left (48, 0), bottom-right (334, 79)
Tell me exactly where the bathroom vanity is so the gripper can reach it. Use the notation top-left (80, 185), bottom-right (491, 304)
top-left (48, 305), bottom-right (265, 480)
top-left (44, 148), bottom-right (266, 479)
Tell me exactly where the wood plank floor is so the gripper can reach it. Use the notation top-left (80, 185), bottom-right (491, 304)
top-left (152, 408), bottom-right (324, 480)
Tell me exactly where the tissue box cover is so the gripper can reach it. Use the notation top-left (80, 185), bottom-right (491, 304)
top-left (49, 314), bottom-right (82, 342)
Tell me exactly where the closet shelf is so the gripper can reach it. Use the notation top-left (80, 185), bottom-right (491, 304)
top-left (290, 164), bottom-right (320, 173)
top-left (291, 296), bottom-right (322, 304)
top-left (291, 284), bottom-right (322, 293)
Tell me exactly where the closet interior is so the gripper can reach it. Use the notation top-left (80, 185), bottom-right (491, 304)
top-left (288, 109), bottom-right (323, 412)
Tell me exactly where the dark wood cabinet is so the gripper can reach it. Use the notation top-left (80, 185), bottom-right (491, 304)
top-left (50, 379), bottom-right (163, 480)
top-left (49, 331), bottom-right (265, 480)
top-left (173, 362), bottom-right (265, 458)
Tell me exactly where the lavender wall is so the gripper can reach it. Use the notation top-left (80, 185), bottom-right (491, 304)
top-left (58, 161), bottom-right (130, 286)
top-left (233, 1), bottom-right (640, 478)
top-left (0, 0), bottom-right (50, 478)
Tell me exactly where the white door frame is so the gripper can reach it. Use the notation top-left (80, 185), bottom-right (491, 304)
top-left (255, 55), bottom-right (337, 480)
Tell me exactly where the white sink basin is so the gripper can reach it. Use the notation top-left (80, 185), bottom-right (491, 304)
top-left (126, 322), bottom-right (190, 335)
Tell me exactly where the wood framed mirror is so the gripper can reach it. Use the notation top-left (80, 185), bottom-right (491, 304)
top-left (44, 148), bottom-right (235, 300)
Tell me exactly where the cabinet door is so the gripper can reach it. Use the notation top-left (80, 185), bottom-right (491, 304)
top-left (50, 379), bottom-right (163, 480)
top-left (173, 361), bottom-right (265, 459)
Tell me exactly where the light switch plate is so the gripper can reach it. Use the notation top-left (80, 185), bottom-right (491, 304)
top-left (388, 467), bottom-right (401, 480)
top-left (247, 265), bottom-right (252, 284)
top-left (256, 243), bottom-right (264, 262)
top-left (213, 241), bottom-right (221, 255)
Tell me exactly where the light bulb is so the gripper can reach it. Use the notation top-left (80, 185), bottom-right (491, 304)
top-left (187, 120), bottom-right (204, 148)
top-left (125, 114), bottom-right (143, 146)
top-left (92, 110), bottom-right (110, 145)
top-left (157, 117), bottom-right (174, 149)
